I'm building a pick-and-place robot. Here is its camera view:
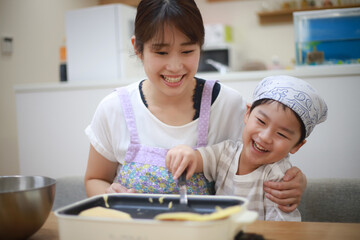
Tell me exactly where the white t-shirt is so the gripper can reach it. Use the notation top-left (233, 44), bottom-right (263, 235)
top-left (85, 80), bottom-right (246, 166)
top-left (199, 140), bottom-right (301, 221)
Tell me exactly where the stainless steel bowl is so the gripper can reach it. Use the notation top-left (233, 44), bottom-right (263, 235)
top-left (0, 175), bottom-right (56, 240)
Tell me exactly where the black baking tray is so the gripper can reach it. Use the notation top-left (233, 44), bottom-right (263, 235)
top-left (57, 194), bottom-right (245, 220)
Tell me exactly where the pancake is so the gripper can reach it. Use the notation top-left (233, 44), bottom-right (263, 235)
top-left (79, 206), bottom-right (132, 219)
top-left (154, 205), bottom-right (242, 221)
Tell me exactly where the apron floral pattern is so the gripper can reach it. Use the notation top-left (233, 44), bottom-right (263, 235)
top-left (115, 80), bottom-right (217, 194)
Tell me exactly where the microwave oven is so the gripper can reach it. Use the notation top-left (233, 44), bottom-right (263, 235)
top-left (198, 45), bottom-right (237, 73)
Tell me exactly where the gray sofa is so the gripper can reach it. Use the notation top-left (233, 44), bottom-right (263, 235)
top-left (52, 177), bottom-right (360, 223)
top-left (52, 176), bottom-right (87, 211)
top-left (297, 178), bottom-right (360, 223)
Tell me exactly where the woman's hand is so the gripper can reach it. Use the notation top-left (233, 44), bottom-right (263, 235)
top-left (106, 183), bottom-right (136, 194)
top-left (264, 166), bottom-right (307, 213)
top-left (165, 145), bottom-right (203, 180)
top-left (85, 145), bottom-right (130, 197)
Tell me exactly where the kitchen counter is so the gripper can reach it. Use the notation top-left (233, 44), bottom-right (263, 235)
top-left (14, 64), bottom-right (360, 93)
top-left (32, 212), bottom-right (360, 240)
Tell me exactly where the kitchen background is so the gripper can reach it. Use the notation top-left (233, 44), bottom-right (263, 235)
top-left (1, 0), bottom-right (360, 179)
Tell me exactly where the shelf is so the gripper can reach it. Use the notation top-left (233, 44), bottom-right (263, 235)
top-left (257, 4), bottom-right (360, 24)
top-left (98, 0), bottom-right (140, 7)
top-left (207, 0), bottom-right (239, 2)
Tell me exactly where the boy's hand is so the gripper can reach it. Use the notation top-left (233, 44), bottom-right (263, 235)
top-left (165, 145), bottom-right (202, 180)
top-left (264, 166), bottom-right (306, 212)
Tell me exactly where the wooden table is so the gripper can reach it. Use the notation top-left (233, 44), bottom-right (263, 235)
top-left (30, 212), bottom-right (360, 240)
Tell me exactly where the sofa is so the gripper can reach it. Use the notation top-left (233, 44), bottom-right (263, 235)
top-left (297, 178), bottom-right (360, 223)
top-left (52, 176), bottom-right (360, 223)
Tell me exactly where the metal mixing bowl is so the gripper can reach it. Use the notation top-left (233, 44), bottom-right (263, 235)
top-left (0, 175), bottom-right (56, 240)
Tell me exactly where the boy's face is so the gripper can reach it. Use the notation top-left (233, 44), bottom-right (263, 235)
top-left (241, 102), bottom-right (306, 170)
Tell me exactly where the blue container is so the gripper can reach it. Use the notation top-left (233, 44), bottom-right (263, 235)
top-left (294, 8), bottom-right (360, 65)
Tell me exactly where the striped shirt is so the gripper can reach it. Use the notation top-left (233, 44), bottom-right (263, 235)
top-left (199, 140), bottom-right (301, 221)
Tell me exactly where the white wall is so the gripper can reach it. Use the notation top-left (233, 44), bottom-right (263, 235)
top-left (197, 0), bottom-right (296, 68)
top-left (220, 74), bottom-right (360, 179)
top-left (0, 0), bottom-right (98, 175)
top-left (15, 67), bottom-right (360, 179)
top-left (1, 0), bottom-right (345, 177)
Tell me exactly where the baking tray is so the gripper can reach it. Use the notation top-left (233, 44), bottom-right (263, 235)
top-left (55, 193), bottom-right (258, 240)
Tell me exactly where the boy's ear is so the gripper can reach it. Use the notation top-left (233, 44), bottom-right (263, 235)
top-left (290, 140), bottom-right (307, 154)
top-left (244, 103), bottom-right (252, 124)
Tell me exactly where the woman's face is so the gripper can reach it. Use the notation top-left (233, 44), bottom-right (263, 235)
top-left (136, 24), bottom-right (201, 97)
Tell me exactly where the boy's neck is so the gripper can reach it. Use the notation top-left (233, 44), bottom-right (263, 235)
top-left (237, 152), bottom-right (258, 175)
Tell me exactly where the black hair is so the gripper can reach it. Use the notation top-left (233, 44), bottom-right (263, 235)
top-left (134, 0), bottom-right (204, 55)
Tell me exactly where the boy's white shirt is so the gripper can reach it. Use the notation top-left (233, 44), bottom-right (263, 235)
top-left (199, 139), bottom-right (301, 221)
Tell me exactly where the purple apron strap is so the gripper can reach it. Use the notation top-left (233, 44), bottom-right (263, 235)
top-left (116, 88), bottom-right (140, 145)
top-left (197, 80), bottom-right (217, 148)
top-left (117, 80), bottom-right (217, 148)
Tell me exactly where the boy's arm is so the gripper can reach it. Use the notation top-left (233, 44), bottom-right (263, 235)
top-left (165, 145), bottom-right (203, 180)
top-left (263, 158), bottom-right (302, 220)
top-left (264, 166), bottom-right (307, 212)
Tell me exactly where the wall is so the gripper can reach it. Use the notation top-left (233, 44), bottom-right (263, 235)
top-left (15, 67), bottom-right (360, 179)
top-left (0, 0), bottom-right (98, 175)
top-left (219, 72), bottom-right (360, 179)
top-left (197, 0), bottom-right (295, 69)
top-left (1, 0), bottom-right (302, 175)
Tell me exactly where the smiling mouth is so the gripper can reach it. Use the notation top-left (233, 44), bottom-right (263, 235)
top-left (253, 141), bottom-right (269, 152)
top-left (162, 75), bottom-right (183, 83)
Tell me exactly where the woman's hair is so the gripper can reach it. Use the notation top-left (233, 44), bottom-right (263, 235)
top-left (250, 99), bottom-right (306, 145)
top-left (134, 0), bottom-right (204, 55)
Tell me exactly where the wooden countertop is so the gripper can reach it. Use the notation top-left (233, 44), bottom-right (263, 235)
top-left (30, 212), bottom-right (360, 240)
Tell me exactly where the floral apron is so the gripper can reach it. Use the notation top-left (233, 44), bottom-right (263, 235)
top-left (115, 80), bottom-right (216, 194)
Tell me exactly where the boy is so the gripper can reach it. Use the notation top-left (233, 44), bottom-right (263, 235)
top-left (166, 75), bottom-right (328, 221)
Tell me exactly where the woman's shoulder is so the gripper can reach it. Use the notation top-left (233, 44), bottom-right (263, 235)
top-left (218, 82), bottom-right (243, 99)
top-left (123, 80), bottom-right (142, 93)
top-left (97, 81), bottom-right (141, 109)
top-left (197, 78), bottom-right (241, 97)
top-left (214, 82), bottom-right (246, 110)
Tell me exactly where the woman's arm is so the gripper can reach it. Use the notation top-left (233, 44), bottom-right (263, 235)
top-left (264, 166), bottom-right (307, 212)
top-left (84, 145), bottom-right (128, 197)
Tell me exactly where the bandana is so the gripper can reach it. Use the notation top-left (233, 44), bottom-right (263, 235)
top-left (253, 75), bottom-right (328, 138)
